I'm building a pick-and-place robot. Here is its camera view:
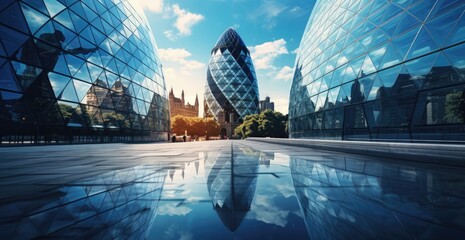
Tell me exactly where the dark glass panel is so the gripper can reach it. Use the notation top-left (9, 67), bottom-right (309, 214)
top-left (0, 25), bottom-right (29, 57)
top-left (11, 61), bottom-right (42, 91)
top-left (57, 100), bottom-right (78, 123)
top-left (101, 108), bottom-right (119, 128)
top-left (412, 85), bottom-right (465, 126)
top-left (423, 53), bottom-right (463, 89)
top-left (0, 63), bottom-right (21, 92)
top-left (0, 2), bottom-right (29, 34)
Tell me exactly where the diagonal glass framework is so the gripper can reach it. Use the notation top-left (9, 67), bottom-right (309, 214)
top-left (0, 0), bottom-right (170, 143)
top-left (204, 28), bottom-right (259, 121)
top-left (289, 0), bottom-right (465, 142)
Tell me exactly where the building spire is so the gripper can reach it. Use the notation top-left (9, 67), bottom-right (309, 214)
top-left (181, 90), bottom-right (185, 105)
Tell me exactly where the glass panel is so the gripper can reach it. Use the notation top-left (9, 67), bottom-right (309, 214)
top-left (58, 100), bottom-right (78, 123)
top-left (73, 79), bottom-right (91, 102)
top-left (0, 3), bottom-right (30, 34)
top-left (11, 61), bottom-right (42, 91)
top-left (336, 83), bottom-right (350, 106)
top-left (48, 72), bottom-right (71, 97)
top-left (59, 80), bottom-right (78, 102)
top-left (21, 3), bottom-right (50, 34)
top-left (407, 1), bottom-right (435, 22)
top-left (0, 63), bottom-right (21, 92)
top-left (394, 12), bottom-right (421, 36)
top-left (54, 9), bottom-right (75, 31)
top-left (0, 25), bottom-right (29, 57)
top-left (407, 27), bottom-right (438, 59)
top-left (391, 28), bottom-right (419, 61)
top-left (102, 109), bottom-right (119, 128)
top-left (380, 43), bottom-right (402, 69)
top-left (412, 85), bottom-right (465, 126)
top-left (423, 53), bottom-right (462, 89)
top-left (426, 6), bottom-right (463, 47)
top-left (326, 86), bottom-right (340, 109)
top-left (368, 43), bottom-right (388, 70)
top-left (44, 0), bottom-right (66, 17)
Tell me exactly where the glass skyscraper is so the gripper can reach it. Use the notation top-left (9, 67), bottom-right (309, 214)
top-left (289, 0), bottom-right (465, 142)
top-left (0, 0), bottom-right (170, 143)
top-left (204, 28), bottom-right (259, 124)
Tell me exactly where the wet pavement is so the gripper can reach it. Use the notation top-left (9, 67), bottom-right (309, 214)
top-left (0, 140), bottom-right (465, 239)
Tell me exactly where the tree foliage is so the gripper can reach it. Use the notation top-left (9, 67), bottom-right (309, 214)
top-left (234, 110), bottom-right (288, 138)
top-left (171, 115), bottom-right (220, 136)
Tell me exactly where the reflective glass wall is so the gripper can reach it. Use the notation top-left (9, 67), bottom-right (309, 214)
top-left (289, 0), bottom-right (465, 142)
top-left (0, 0), bottom-right (170, 144)
top-left (205, 28), bottom-right (259, 122)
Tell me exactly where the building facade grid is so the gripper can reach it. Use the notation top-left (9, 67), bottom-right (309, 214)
top-left (0, 0), bottom-right (170, 143)
top-left (289, 0), bottom-right (465, 142)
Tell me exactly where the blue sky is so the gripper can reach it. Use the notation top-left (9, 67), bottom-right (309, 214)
top-left (137, 0), bottom-right (316, 115)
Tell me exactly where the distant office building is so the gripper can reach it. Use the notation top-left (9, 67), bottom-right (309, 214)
top-left (0, 0), bottom-right (170, 143)
top-left (169, 88), bottom-right (199, 118)
top-left (289, 0), bottom-right (465, 142)
top-left (204, 28), bottom-right (259, 138)
top-left (259, 96), bottom-right (275, 112)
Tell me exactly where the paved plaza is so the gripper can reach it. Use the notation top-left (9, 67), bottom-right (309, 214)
top-left (1, 140), bottom-right (465, 239)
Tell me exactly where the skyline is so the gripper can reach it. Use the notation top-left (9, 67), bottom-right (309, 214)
top-left (138, 0), bottom-right (316, 115)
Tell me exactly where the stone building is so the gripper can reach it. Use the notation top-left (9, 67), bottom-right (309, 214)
top-left (169, 88), bottom-right (199, 118)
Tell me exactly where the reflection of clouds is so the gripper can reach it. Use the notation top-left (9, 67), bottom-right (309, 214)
top-left (164, 224), bottom-right (193, 240)
top-left (248, 195), bottom-right (289, 227)
top-left (293, 210), bottom-right (304, 219)
top-left (275, 184), bottom-right (295, 198)
top-left (157, 202), bottom-right (192, 216)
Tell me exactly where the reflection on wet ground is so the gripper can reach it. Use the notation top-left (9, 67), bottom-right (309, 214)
top-left (1, 140), bottom-right (465, 239)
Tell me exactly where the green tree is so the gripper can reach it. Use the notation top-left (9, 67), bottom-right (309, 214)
top-left (171, 115), bottom-right (221, 137)
top-left (234, 110), bottom-right (288, 138)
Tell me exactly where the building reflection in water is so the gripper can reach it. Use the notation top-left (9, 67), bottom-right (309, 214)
top-left (0, 165), bottom-right (166, 239)
top-left (203, 146), bottom-right (260, 231)
top-left (290, 156), bottom-right (465, 239)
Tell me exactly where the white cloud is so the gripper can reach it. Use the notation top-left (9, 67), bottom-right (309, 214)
top-left (159, 48), bottom-right (205, 70)
top-left (157, 202), bottom-right (192, 216)
top-left (275, 66), bottom-right (294, 82)
top-left (172, 4), bottom-right (204, 36)
top-left (250, 0), bottom-right (287, 29)
top-left (163, 30), bottom-right (177, 41)
top-left (137, 0), bottom-right (164, 13)
top-left (249, 39), bottom-right (289, 70)
top-left (292, 48), bottom-right (299, 54)
top-left (275, 184), bottom-right (295, 198)
top-left (290, 6), bottom-right (302, 14)
top-left (158, 48), bottom-right (206, 116)
top-left (247, 194), bottom-right (289, 227)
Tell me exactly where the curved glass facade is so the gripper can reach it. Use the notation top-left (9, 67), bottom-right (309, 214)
top-left (0, 0), bottom-right (169, 143)
top-left (289, 0), bottom-right (465, 142)
top-left (204, 28), bottom-right (259, 121)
